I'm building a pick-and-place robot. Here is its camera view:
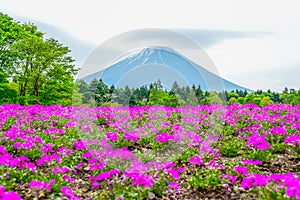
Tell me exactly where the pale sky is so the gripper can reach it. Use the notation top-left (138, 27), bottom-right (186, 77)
top-left (1, 0), bottom-right (300, 92)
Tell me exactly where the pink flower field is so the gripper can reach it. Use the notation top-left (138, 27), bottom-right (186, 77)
top-left (0, 104), bottom-right (300, 199)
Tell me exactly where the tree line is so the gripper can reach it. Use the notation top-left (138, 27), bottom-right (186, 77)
top-left (75, 78), bottom-right (300, 107)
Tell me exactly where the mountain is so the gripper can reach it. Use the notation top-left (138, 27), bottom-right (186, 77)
top-left (81, 46), bottom-right (252, 92)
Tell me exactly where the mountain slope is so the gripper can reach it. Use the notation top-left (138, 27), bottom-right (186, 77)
top-left (82, 46), bottom-right (252, 92)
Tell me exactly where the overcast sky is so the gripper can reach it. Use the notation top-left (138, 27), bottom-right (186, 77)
top-left (1, 0), bottom-right (299, 92)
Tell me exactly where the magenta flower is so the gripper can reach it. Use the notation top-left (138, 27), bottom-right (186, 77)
top-left (52, 166), bottom-right (69, 175)
top-left (94, 171), bottom-right (111, 181)
top-left (29, 179), bottom-right (55, 192)
top-left (124, 172), bottom-right (154, 188)
top-left (100, 138), bottom-right (112, 149)
top-left (46, 180), bottom-right (55, 192)
top-left (252, 174), bottom-right (270, 187)
top-left (40, 144), bottom-right (54, 153)
top-left (241, 174), bottom-right (270, 190)
top-left (155, 132), bottom-right (173, 143)
top-left (234, 166), bottom-right (249, 176)
top-left (169, 182), bottom-right (180, 190)
top-left (61, 186), bottom-right (80, 200)
top-left (268, 126), bottom-right (287, 136)
top-left (109, 169), bottom-right (121, 176)
top-left (188, 154), bottom-right (204, 165)
top-left (25, 162), bottom-right (37, 173)
top-left (163, 161), bottom-right (175, 169)
top-left (240, 175), bottom-right (256, 189)
top-left (0, 186), bottom-right (22, 200)
top-left (242, 159), bottom-right (262, 165)
top-left (88, 157), bottom-right (98, 164)
top-left (73, 140), bottom-right (88, 151)
top-left (214, 153), bottom-right (221, 158)
top-left (76, 162), bottom-right (84, 170)
top-left (92, 182), bottom-right (101, 189)
top-left (246, 133), bottom-right (272, 150)
top-left (89, 162), bottom-right (105, 171)
top-left (284, 135), bottom-right (300, 147)
top-left (29, 180), bottom-right (44, 190)
top-left (0, 145), bottom-right (8, 154)
top-left (106, 132), bottom-right (118, 141)
top-left (124, 131), bottom-right (140, 142)
top-left (63, 175), bottom-right (75, 183)
top-left (220, 174), bottom-right (237, 184)
top-left (208, 160), bottom-right (216, 168)
top-left (57, 147), bottom-right (74, 156)
top-left (37, 153), bottom-right (61, 166)
top-left (91, 169), bottom-right (120, 182)
top-left (166, 168), bottom-right (185, 180)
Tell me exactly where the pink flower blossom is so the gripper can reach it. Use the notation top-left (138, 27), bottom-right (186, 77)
top-left (29, 179), bottom-right (55, 192)
top-left (61, 186), bottom-right (80, 200)
top-left (234, 166), bottom-right (249, 176)
top-left (73, 140), bottom-right (88, 151)
top-left (89, 162), bottom-right (105, 171)
top-left (0, 186), bottom-right (22, 200)
top-left (169, 182), bottom-right (180, 190)
top-left (246, 133), bottom-right (272, 150)
top-left (188, 155), bottom-right (204, 165)
top-left (106, 132), bottom-right (118, 141)
top-left (242, 159), bottom-right (262, 165)
top-left (155, 132), bottom-right (173, 143)
top-left (124, 131), bottom-right (140, 142)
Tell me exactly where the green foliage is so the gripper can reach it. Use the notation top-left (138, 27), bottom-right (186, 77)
top-left (72, 81), bottom-right (83, 106)
top-left (258, 185), bottom-right (291, 200)
top-left (171, 147), bottom-right (199, 163)
top-left (188, 169), bottom-right (222, 189)
top-left (148, 83), bottom-right (179, 107)
top-left (244, 149), bottom-right (275, 163)
top-left (0, 13), bottom-right (78, 106)
top-left (0, 13), bottom-right (24, 71)
top-left (209, 91), bottom-right (224, 104)
top-left (218, 137), bottom-right (245, 157)
top-left (0, 70), bottom-right (18, 103)
top-left (228, 97), bottom-right (238, 105)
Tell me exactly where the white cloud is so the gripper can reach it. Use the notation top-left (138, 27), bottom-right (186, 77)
top-left (206, 19), bottom-right (300, 91)
top-left (2, 0), bottom-right (300, 44)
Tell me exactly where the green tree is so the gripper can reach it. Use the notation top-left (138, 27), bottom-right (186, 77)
top-left (195, 85), bottom-right (203, 103)
top-left (0, 14), bottom-right (77, 105)
top-left (209, 91), bottom-right (224, 104)
top-left (129, 94), bottom-right (138, 107)
top-left (0, 13), bottom-right (24, 73)
top-left (260, 96), bottom-right (273, 106)
top-left (253, 97), bottom-right (262, 105)
top-left (228, 92), bottom-right (239, 99)
top-left (72, 81), bottom-right (83, 106)
top-left (228, 97), bottom-right (238, 105)
top-left (0, 70), bottom-right (18, 103)
top-left (148, 87), bottom-right (179, 107)
top-left (244, 93), bottom-right (255, 104)
top-left (77, 79), bottom-right (92, 104)
top-left (237, 97), bottom-right (245, 105)
top-left (280, 93), bottom-right (293, 104)
top-left (95, 79), bottom-right (110, 106)
top-left (171, 81), bottom-right (179, 93)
